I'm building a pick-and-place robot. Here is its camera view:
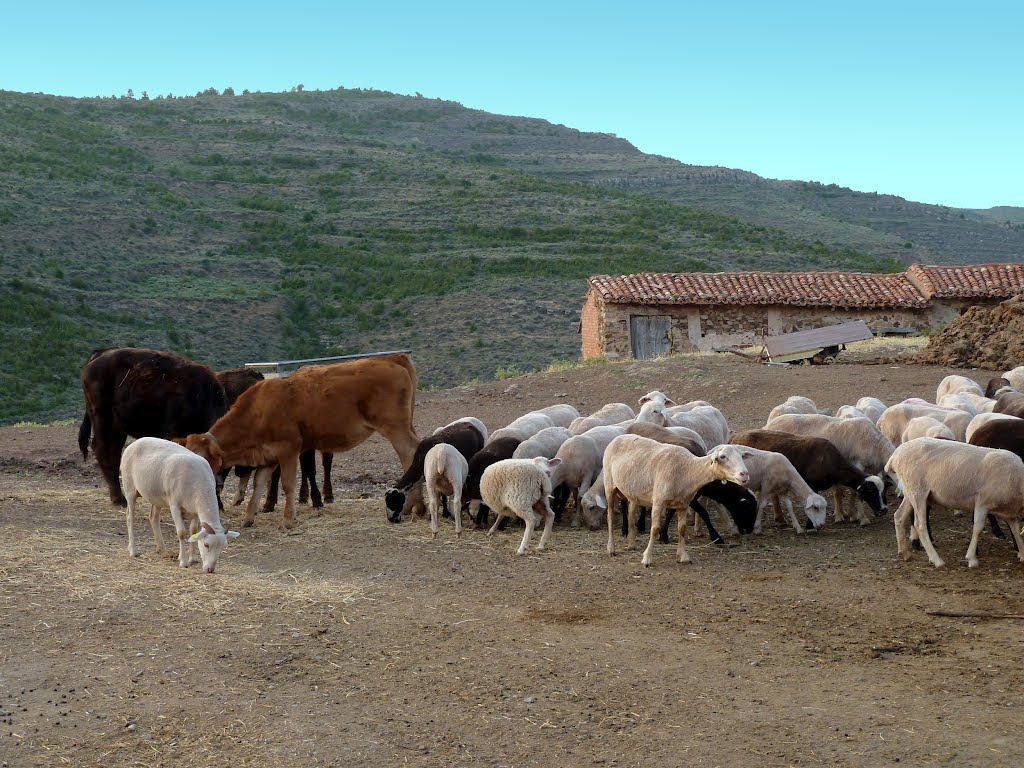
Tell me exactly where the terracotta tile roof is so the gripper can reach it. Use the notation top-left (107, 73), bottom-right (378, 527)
top-left (588, 270), bottom-right (930, 309)
top-left (906, 263), bottom-right (1024, 299)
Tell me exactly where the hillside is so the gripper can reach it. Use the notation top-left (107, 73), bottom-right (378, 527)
top-left (1, 86), bottom-right (1021, 423)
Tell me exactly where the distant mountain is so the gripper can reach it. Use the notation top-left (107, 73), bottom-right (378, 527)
top-left (1, 87), bottom-right (1021, 423)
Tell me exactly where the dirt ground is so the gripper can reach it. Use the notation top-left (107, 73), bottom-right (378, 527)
top-left (3, 346), bottom-right (1024, 768)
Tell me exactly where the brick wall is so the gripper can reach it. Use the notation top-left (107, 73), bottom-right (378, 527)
top-left (580, 291), bottom-right (603, 358)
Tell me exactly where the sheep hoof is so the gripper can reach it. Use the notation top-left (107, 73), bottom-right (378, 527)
top-left (967, 558), bottom-right (979, 569)
top-left (931, 558), bottom-right (946, 568)
top-left (129, 548), bottom-right (140, 558)
top-left (516, 548), bottom-right (527, 556)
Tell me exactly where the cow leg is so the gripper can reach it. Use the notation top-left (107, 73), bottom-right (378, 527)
top-left (95, 425), bottom-right (129, 506)
top-left (262, 467), bottom-right (281, 513)
top-left (231, 468), bottom-right (252, 506)
top-left (322, 452), bottom-right (334, 504)
top-left (300, 450), bottom-right (323, 509)
top-left (279, 453), bottom-right (300, 529)
top-left (378, 425), bottom-right (421, 473)
top-left (243, 467), bottom-right (274, 527)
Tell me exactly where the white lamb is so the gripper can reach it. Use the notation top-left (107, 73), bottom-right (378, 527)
top-left (120, 437), bottom-right (240, 573)
top-left (738, 446), bottom-right (828, 534)
top-left (669, 405), bottom-right (730, 448)
top-left (488, 411), bottom-right (556, 443)
top-left (569, 403), bottom-right (636, 435)
top-left (886, 438), bottom-right (1024, 568)
top-left (603, 434), bottom-right (750, 567)
top-left (965, 412), bottom-right (1022, 443)
top-left (423, 443), bottom-right (469, 539)
top-left (480, 457), bottom-right (562, 555)
top-left (512, 427), bottom-right (573, 460)
top-left (901, 416), bottom-right (955, 443)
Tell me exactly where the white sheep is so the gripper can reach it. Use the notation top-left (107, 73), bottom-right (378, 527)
top-left (855, 397), bottom-right (887, 425)
top-left (936, 374), bottom-right (983, 403)
top-left (766, 395), bottom-right (818, 424)
top-left (536, 404), bottom-right (580, 428)
top-left (901, 416), bottom-right (955, 443)
top-left (669, 405), bottom-right (730, 448)
top-left (886, 438), bottom-right (1024, 568)
top-left (738, 446), bottom-right (828, 534)
top-left (423, 443), bottom-right (469, 539)
top-left (965, 412), bottom-right (1022, 443)
top-left (639, 390), bottom-right (676, 408)
top-left (634, 400), bottom-right (669, 426)
top-left (878, 403), bottom-right (970, 445)
top-left (603, 434), bottom-right (750, 567)
top-left (569, 403), bottom-right (636, 435)
top-left (120, 437), bottom-right (240, 573)
top-left (512, 427), bottom-right (573, 460)
top-left (936, 393), bottom-right (977, 415)
top-left (549, 425), bottom-right (626, 522)
top-left (1004, 366), bottom-right (1024, 391)
top-left (481, 457), bottom-right (562, 555)
top-left (488, 411), bottom-right (556, 443)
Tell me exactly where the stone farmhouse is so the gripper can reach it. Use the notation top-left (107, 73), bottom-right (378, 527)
top-left (580, 263), bottom-right (1024, 359)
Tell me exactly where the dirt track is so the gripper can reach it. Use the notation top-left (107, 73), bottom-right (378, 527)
top-left (2, 352), bottom-right (1024, 767)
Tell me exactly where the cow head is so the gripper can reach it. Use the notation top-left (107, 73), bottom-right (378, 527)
top-left (185, 432), bottom-right (225, 475)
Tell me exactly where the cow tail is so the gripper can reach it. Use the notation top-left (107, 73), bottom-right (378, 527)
top-left (78, 412), bottom-right (92, 461)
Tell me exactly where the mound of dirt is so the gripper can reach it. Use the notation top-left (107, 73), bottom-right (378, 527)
top-left (917, 294), bottom-right (1024, 369)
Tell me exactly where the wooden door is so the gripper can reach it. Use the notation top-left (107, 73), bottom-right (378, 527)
top-left (630, 315), bottom-right (672, 359)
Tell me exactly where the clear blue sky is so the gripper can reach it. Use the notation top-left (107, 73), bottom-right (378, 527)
top-left (4, 1), bottom-right (1021, 209)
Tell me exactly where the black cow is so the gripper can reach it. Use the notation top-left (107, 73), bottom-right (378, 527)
top-left (79, 347), bottom-right (228, 506)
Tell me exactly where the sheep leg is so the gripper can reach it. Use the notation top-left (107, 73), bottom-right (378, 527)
top-left (452, 489), bottom-right (463, 538)
top-left (169, 503), bottom-right (191, 568)
top-left (426, 483), bottom-right (441, 540)
top-left (853, 488), bottom-right (873, 526)
top-left (606, 489), bottom-right (619, 556)
top-left (753, 497), bottom-right (769, 534)
top-left (910, 492), bottom-right (944, 568)
top-left (148, 503), bottom-right (166, 554)
top-left (487, 506), bottom-right (506, 538)
top-left (783, 496), bottom-right (805, 534)
top-left (231, 468), bottom-right (251, 506)
top-left (1007, 517), bottom-right (1024, 561)
top-left (832, 487), bottom-right (846, 522)
top-left (188, 517), bottom-right (200, 565)
top-left (989, 514), bottom-right (1006, 540)
top-left (965, 505), bottom-right (990, 568)
top-left (675, 502), bottom-right (692, 564)
top-left (242, 466), bottom-right (274, 527)
top-left (517, 510), bottom-right (538, 556)
top-left (689, 500), bottom-right (724, 545)
top-left (771, 493), bottom-right (786, 524)
top-left (641, 505), bottom-right (663, 567)
top-left (894, 497), bottom-right (914, 560)
top-left (535, 498), bottom-right (554, 551)
top-left (625, 501), bottom-right (640, 550)
top-left (126, 493), bottom-right (140, 558)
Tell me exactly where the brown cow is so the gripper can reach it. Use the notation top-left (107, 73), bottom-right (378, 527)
top-left (186, 353), bottom-right (419, 528)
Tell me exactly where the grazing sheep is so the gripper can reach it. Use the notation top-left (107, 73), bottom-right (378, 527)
top-left (878, 403), bottom-right (970, 444)
top-left (766, 412), bottom-right (894, 480)
top-left (886, 438), bottom-right (1024, 568)
top-left (569, 403), bottom-right (636, 435)
top-left (535, 404), bottom-right (580, 428)
top-left (624, 422), bottom-right (707, 456)
top-left (665, 400), bottom-right (713, 416)
top-left (465, 437), bottom-right (524, 526)
top-left (994, 391), bottom-right (1024, 418)
top-left (1003, 366), bottom-right (1024, 391)
top-left (965, 412), bottom-right (1022, 443)
top-left (480, 457), bottom-right (562, 555)
top-left (669, 405), bottom-right (730, 448)
top-left (603, 435), bottom-right (750, 567)
top-left (386, 421), bottom-right (486, 523)
top-left (434, 416), bottom-right (489, 444)
top-left (730, 429), bottom-right (886, 523)
top-left (936, 375), bottom-right (983, 403)
top-left (957, 392), bottom-right (997, 414)
top-left (836, 405), bottom-right (869, 421)
top-left (549, 426), bottom-right (626, 522)
top-left (423, 443), bottom-right (469, 539)
top-left (936, 393), bottom-right (977, 415)
top-left (901, 416), bottom-right (956, 443)
top-left (855, 397), bottom-right (887, 425)
top-left (121, 437), bottom-right (240, 573)
top-left (512, 427), bottom-right (573, 460)
top-left (488, 411), bottom-right (556, 444)
top-left (766, 396), bottom-right (819, 424)
top-left (737, 446), bottom-right (828, 534)
top-left (985, 377), bottom-right (1016, 399)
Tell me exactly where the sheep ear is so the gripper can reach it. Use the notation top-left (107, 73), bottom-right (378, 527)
top-left (639, 395), bottom-right (651, 405)
top-left (595, 496), bottom-right (607, 509)
top-left (226, 530), bottom-right (241, 539)
top-left (740, 450), bottom-right (753, 459)
top-left (547, 457), bottom-right (562, 467)
top-left (664, 397), bottom-right (676, 406)
top-left (189, 530), bottom-right (207, 542)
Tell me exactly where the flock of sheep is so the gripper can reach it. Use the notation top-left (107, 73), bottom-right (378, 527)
top-left (119, 363), bottom-right (1024, 574)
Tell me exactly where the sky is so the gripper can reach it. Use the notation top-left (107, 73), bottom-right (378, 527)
top-left (3, 1), bottom-right (1022, 209)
